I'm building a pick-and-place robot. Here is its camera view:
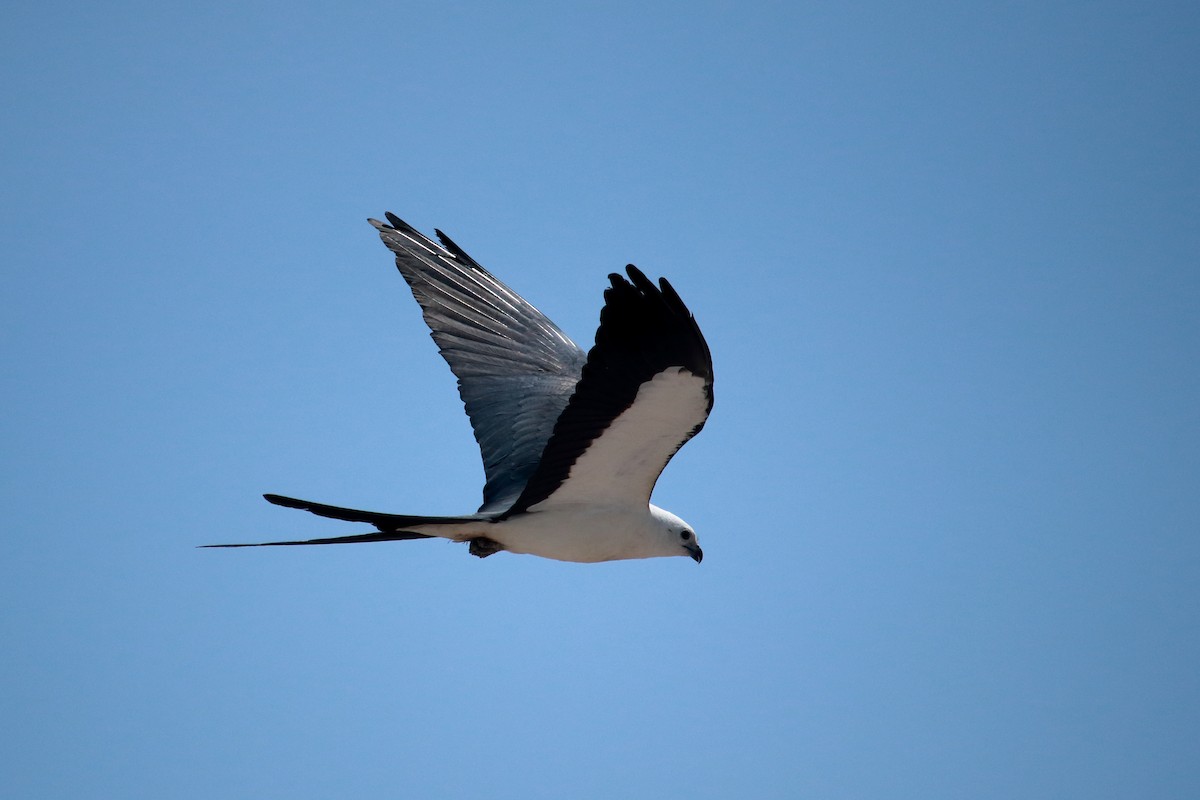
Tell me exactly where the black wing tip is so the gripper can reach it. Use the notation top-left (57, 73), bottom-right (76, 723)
top-left (624, 264), bottom-right (650, 285)
top-left (371, 214), bottom-right (482, 268)
top-left (434, 228), bottom-right (480, 267)
top-left (608, 265), bottom-right (650, 287)
top-left (605, 265), bottom-right (687, 318)
top-left (505, 259), bottom-right (712, 514)
top-left (369, 212), bottom-right (426, 237)
top-left (658, 275), bottom-right (683, 305)
top-left (613, 265), bottom-right (680, 304)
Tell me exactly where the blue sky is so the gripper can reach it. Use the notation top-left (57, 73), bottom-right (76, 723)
top-left (3, 1), bottom-right (1198, 797)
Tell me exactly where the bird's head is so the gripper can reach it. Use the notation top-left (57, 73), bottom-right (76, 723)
top-left (649, 504), bottom-right (703, 563)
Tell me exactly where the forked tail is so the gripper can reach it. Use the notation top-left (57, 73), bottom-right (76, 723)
top-left (200, 493), bottom-right (487, 548)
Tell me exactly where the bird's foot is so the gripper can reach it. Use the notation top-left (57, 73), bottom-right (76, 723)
top-left (468, 537), bottom-right (504, 559)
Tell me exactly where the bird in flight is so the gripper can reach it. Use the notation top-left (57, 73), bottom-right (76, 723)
top-left (206, 213), bottom-right (713, 563)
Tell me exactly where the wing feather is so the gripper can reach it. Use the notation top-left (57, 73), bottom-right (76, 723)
top-left (501, 265), bottom-right (713, 515)
top-left (371, 215), bottom-right (587, 513)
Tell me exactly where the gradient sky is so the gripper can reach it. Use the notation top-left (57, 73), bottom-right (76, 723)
top-left (3, 2), bottom-right (1198, 797)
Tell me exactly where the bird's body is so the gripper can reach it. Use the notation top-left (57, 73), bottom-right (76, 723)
top-left (207, 213), bottom-right (713, 564)
top-left (388, 502), bottom-right (693, 564)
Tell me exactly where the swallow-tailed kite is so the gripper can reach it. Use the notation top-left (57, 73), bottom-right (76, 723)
top-left (206, 213), bottom-right (713, 563)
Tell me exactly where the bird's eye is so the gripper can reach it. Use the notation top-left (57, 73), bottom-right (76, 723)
top-left (680, 531), bottom-right (692, 541)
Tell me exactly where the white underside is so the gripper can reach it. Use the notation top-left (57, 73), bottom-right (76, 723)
top-left (407, 502), bottom-right (677, 563)
top-left (403, 369), bottom-right (705, 563)
top-left (405, 368), bottom-right (708, 563)
top-left (533, 367), bottom-right (709, 509)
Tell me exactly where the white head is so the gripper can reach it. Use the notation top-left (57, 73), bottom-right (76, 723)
top-left (649, 503), bottom-right (703, 563)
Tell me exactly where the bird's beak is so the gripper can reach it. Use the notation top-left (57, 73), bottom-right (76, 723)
top-left (685, 543), bottom-right (703, 563)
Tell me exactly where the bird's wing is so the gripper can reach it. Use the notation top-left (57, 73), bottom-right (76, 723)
top-left (501, 265), bottom-right (713, 516)
top-left (371, 214), bottom-right (587, 513)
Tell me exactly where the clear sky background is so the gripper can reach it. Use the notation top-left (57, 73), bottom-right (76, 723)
top-left (3, 2), bottom-right (1198, 797)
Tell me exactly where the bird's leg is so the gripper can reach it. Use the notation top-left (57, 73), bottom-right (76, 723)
top-left (468, 537), bottom-right (505, 558)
